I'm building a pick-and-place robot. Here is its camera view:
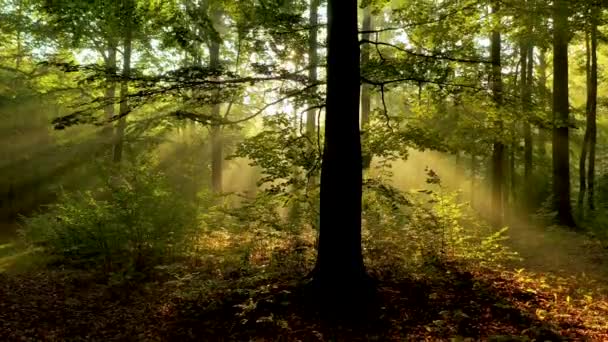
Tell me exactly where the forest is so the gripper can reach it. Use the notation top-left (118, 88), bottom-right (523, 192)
top-left (1, 0), bottom-right (608, 340)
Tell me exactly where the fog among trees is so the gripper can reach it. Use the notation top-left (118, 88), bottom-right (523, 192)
top-left (1, 0), bottom-right (608, 340)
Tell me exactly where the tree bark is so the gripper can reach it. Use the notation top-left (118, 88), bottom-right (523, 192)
top-left (103, 43), bottom-right (117, 145)
top-left (587, 11), bottom-right (598, 211)
top-left (471, 153), bottom-right (476, 207)
top-left (313, 0), bottom-right (368, 307)
top-left (509, 141), bottom-right (516, 212)
top-left (552, 0), bottom-right (576, 227)
top-left (361, 5), bottom-right (372, 169)
top-left (209, 9), bottom-right (223, 193)
top-left (307, 0), bottom-right (318, 138)
top-left (523, 42), bottom-right (534, 211)
top-left (15, 0), bottom-right (23, 69)
top-left (538, 48), bottom-right (548, 157)
top-left (112, 11), bottom-right (132, 164)
top-left (306, 0), bottom-right (319, 188)
top-left (579, 29), bottom-right (591, 212)
top-left (490, 0), bottom-right (504, 227)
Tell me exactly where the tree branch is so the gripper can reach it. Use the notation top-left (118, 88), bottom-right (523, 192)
top-left (360, 39), bottom-right (491, 64)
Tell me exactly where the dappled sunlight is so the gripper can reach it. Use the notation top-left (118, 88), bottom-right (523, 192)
top-left (502, 218), bottom-right (608, 283)
top-left (375, 149), bottom-right (494, 218)
top-left (2, 0), bottom-right (608, 339)
top-left (223, 158), bottom-right (261, 196)
top-left (0, 242), bottom-right (47, 274)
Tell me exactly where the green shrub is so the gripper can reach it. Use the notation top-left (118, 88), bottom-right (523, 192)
top-left (363, 172), bottom-right (518, 278)
top-left (20, 162), bottom-right (198, 273)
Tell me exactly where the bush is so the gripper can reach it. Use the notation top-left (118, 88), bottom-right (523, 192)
top-left (363, 172), bottom-right (518, 279)
top-left (20, 162), bottom-right (198, 273)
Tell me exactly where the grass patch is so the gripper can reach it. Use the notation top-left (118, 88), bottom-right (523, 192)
top-left (0, 241), bottom-right (50, 274)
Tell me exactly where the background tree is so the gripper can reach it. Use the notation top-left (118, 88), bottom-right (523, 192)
top-left (490, 0), bottom-right (505, 227)
top-left (552, 0), bottom-right (576, 227)
top-left (579, 1), bottom-right (600, 214)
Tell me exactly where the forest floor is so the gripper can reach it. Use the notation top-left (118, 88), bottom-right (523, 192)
top-left (504, 217), bottom-right (608, 282)
top-left (0, 220), bottom-right (608, 341)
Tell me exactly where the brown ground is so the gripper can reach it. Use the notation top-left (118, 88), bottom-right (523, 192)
top-left (0, 219), bottom-right (607, 341)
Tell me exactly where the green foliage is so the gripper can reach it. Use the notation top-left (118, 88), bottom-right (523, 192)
top-left (19, 161), bottom-right (198, 273)
top-left (363, 169), bottom-right (518, 279)
top-left (231, 113), bottom-right (319, 193)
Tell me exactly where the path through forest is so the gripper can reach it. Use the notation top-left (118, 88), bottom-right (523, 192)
top-left (505, 218), bottom-right (608, 284)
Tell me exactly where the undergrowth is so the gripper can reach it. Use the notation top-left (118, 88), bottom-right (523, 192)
top-left (19, 160), bottom-right (199, 274)
top-left (5, 162), bottom-right (608, 340)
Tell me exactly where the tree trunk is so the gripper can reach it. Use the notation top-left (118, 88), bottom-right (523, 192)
top-left (103, 44), bottom-right (117, 146)
top-left (313, 0), bottom-right (368, 308)
top-left (538, 48), bottom-right (548, 157)
top-left (15, 0), bottom-right (23, 69)
top-left (361, 5), bottom-right (372, 169)
top-left (112, 13), bottom-right (132, 164)
top-left (471, 153), bottom-right (476, 207)
top-left (552, 0), bottom-right (576, 227)
top-left (509, 142), bottom-right (516, 212)
top-left (579, 29), bottom-right (591, 212)
top-left (523, 42), bottom-right (534, 211)
top-left (307, 0), bottom-right (319, 187)
top-left (209, 10), bottom-right (223, 193)
top-left (588, 12), bottom-right (598, 211)
top-left (490, 0), bottom-right (504, 228)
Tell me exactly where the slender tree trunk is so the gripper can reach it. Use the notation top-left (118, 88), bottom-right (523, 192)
top-left (112, 15), bottom-right (132, 163)
top-left (209, 10), bottom-right (223, 193)
top-left (15, 0), bottom-right (23, 69)
top-left (307, 0), bottom-right (319, 187)
top-left (471, 153), bottom-right (476, 207)
top-left (313, 0), bottom-right (368, 307)
top-left (552, 0), bottom-right (576, 227)
top-left (588, 12), bottom-right (598, 211)
top-left (579, 29), bottom-right (591, 212)
top-left (538, 48), bottom-right (548, 157)
top-left (103, 44), bottom-right (117, 146)
top-left (523, 43), bottom-right (534, 211)
top-left (490, 0), bottom-right (504, 227)
top-left (509, 141), bottom-right (516, 211)
top-left (361, 5), bottom-right (372, 169)
top-left (8, 2), bottom-right (24, 214)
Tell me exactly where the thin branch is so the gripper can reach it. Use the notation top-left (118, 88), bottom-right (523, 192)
top-left (359, 1), bottom-right (479, 34)
top-left (317, 106), bottom-right (323, 155)
top-left (361, 75), bottom-right (484, 91)
top-left (222, 83), bottom-right (322, 125)
top-left (374, 33), bottom-right (386, 63)
top-left (360, 39), bottom-right (491, 64)
top-left (379, 84), bottom-right (393, 131)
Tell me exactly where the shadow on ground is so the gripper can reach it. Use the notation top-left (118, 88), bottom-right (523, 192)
top-left (2, 262), bottom-right (602, 341)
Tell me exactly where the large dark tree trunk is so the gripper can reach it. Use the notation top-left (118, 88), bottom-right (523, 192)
top-left (209, 10), bottom-right (223, 193)
top-left (552, 0), bottom-right (576, 227)
top-left (112, 14), bottom-right (132, 164)
top-left (361, 5), bottom-right (372, 169)
top-left (587, 11), bottom-right (598, 211)
top-left (313, 0), bottom-right (368, 308)
top-left (490, 0), bottom-right (504, 227)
